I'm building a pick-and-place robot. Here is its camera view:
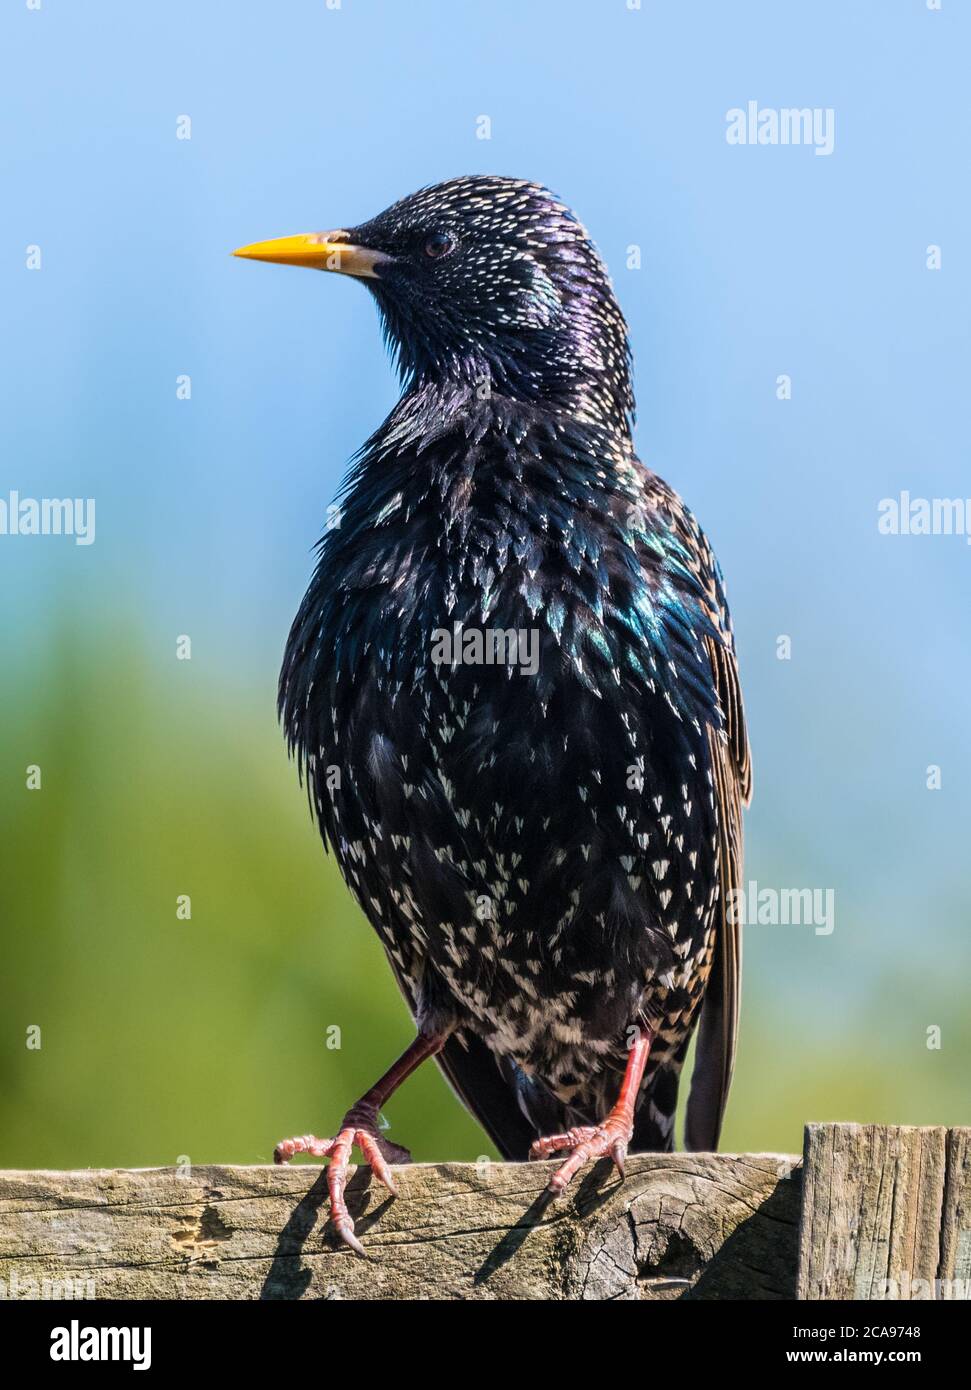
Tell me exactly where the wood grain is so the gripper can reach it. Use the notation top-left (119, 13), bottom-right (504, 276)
top-left (797, 1123), bottom-right (971, 1300)
top-left (0, 1152), bottom-right (800, 1301)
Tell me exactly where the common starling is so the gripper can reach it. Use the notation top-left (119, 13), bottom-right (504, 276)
top-left (235, 176), bottom-right (751, 1255)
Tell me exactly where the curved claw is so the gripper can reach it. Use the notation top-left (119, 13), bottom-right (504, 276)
top-left (609, 1138), bottom-right (627, 1179)
top-left (273, 1124), bottom-right (408, 1257)
top-left (530, 1121), bottom-right (634, 1196)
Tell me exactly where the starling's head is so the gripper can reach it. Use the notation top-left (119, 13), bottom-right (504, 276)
top-left (235, 175), bottom-right (634, 432)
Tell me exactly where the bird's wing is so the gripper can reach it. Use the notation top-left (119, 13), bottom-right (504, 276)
top-left (683, 633), bottom-right (750, 1150)
top-left (631, 467), bottom-right (751, 1151)
top-left (687, 558), bottom-right (751, 1151)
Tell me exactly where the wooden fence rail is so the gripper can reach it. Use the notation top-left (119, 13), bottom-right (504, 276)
top-left (0, 1125), bottom-right (966, 1300)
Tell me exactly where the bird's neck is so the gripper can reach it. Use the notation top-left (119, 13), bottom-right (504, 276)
top-left (393, 367), bottom-right (634, 450)
top-left (341, 385), bottom-right (638, 537)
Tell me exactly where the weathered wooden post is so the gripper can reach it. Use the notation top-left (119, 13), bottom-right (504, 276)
top-left (1, 1125), bottom-right (967, 1299)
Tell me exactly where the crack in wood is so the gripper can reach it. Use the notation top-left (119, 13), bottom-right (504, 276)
top-left (2, 1129), bottom-right (966, 1300)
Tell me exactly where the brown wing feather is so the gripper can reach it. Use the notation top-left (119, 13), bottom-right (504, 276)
top-left (684, 631), bottom-right (751, 1150)
top-left (628, 466), bottom-right (752, 1151)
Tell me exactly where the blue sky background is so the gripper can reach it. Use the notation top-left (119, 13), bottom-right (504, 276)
top-left (1, 1), bottom-right (969, 1162)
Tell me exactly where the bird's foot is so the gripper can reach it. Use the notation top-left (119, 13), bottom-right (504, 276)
top-left (529, 1116), bottom-right (634, 1195)
top-left (274, 1106), bottom-right (411, 1257)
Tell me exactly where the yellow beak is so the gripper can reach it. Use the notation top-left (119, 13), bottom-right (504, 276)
top-left (232, 232), bottom-right (391, 278)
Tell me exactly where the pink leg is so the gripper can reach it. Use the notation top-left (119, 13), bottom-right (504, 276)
top-left (274, 1031), bottom-right (446, 1256)
top-left (529, 1027), bottom-right (654, 1194)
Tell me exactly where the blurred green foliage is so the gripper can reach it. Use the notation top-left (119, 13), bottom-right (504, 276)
top-left (1, 627), bottom-right (967, 1170)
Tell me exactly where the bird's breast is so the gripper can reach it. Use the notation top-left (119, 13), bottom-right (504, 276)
top-left (282, 437), bottom-right (726, 1075)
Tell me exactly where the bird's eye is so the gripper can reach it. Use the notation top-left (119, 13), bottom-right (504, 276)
top-left (424, 232), bottom-right (455, 260)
